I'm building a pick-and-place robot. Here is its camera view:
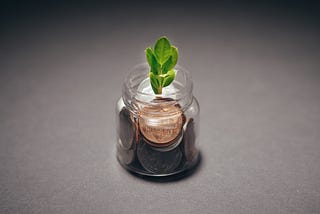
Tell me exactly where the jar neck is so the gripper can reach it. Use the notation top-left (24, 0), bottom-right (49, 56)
top-left (122, 63), bottom-right (193, 113)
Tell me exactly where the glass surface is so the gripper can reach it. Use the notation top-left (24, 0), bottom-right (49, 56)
top-left (116, 63), bottom-right (200, 177)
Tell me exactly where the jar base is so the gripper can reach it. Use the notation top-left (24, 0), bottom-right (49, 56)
top-left (117, 151), bottom-right (201, 179)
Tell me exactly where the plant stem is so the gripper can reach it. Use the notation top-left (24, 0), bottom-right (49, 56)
top-left (158, 87), bottom-right (162, 94)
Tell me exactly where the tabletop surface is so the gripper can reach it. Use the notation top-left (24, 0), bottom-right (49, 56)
top-left (1, 1), bottom-right (320, 213)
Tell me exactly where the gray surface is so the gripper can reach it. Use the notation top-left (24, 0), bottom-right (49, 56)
top-left (1, 2), bottom-right (320, 213)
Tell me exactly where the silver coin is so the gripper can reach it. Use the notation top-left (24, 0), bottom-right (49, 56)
top-left (117, 143), bottom-right (135, 165)
top-left (137, 139), bottom-right (182, 174)
top-left (118, 108), bottom-right (136, 150)
top-left (181, 118), bottom-right (197, 161)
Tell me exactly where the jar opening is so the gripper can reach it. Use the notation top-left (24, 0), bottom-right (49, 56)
top-left (122, 63), bottom-right (193, 110)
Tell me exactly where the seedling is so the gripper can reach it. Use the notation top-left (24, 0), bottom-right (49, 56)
top-left (145, 36), bottom-right (178, 94)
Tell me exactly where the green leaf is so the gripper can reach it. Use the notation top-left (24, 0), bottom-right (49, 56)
top-left (161, 46), bottom-right (178, 74)
top-left (162, 70), bottom-right (175, 87)
top-left (170, 46), bottom-right (178, 67)
top-left (150, 72), bottom-right (160, 94)
top-left (151, 84), bottom-right (158, 94)
top-left (150, 72), bottom-right (159, 87)
top-left (154, 37), bottom-right (172, 65)
top-left (162, 56), bottom-right (173, 74)
top-left (146, 47), bottom-right (160, 75)
top-left (145, 47), bottom-right (154, 66)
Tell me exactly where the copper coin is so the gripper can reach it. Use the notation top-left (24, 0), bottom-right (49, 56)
top-left (181, 118), bottom-right (197, 161)
top-left (137, 139), bottom-right (182, 174)
top-left (138, 101), bottom-right (184, 146)
top-left (116, 143), bottom-right (135, 165)
top-left (118, 108), bottom-right (135, 149)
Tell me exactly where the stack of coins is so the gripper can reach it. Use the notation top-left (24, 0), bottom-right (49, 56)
top-left (117, 101), bottom-right (198, 175)
top-left (116, 108), bottom-right (136, 165)
top-left (136, 100), bottom-right (185, 174)
top-left (180, 118), bottom-right (197, 161)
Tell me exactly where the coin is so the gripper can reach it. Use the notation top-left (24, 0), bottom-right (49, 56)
top-left (138, 100), bottom-right (184, 147)
top-left (137, 139), bottom-right (182, 174)
top-left (118, 108), bottom-right (136, 150)
top-left (181, 118), bottom-right (197, 161)
top-left (117, 143), bottom-right (135, 165)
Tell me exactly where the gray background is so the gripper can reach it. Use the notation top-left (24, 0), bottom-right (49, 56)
top-left (1, 1), bottom-right (320, 213)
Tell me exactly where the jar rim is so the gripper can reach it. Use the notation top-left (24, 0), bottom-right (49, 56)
top-left (123, 63), bottom-right (193, 104)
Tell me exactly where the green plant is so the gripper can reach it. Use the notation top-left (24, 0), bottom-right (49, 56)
top-left (145, 36), bottom-right (178, 94)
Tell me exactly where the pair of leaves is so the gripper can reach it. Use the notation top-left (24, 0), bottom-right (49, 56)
top-left (145, 37), bottom-right (178, 94)
top-left (149, 70), bottom-right (176, 94)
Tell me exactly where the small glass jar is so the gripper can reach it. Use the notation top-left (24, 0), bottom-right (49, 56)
top-left (116, 63), bottom-right (200, 177)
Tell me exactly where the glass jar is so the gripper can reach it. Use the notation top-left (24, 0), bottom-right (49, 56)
top-left (116, 63), bottom-right (200, 177)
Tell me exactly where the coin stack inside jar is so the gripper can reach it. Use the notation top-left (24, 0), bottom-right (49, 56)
top-left (117, 99), bottom-right (197, 175)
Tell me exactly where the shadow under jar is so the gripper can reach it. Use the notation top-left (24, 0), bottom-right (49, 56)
top-left (116, 63), bottom-right (200, 177)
